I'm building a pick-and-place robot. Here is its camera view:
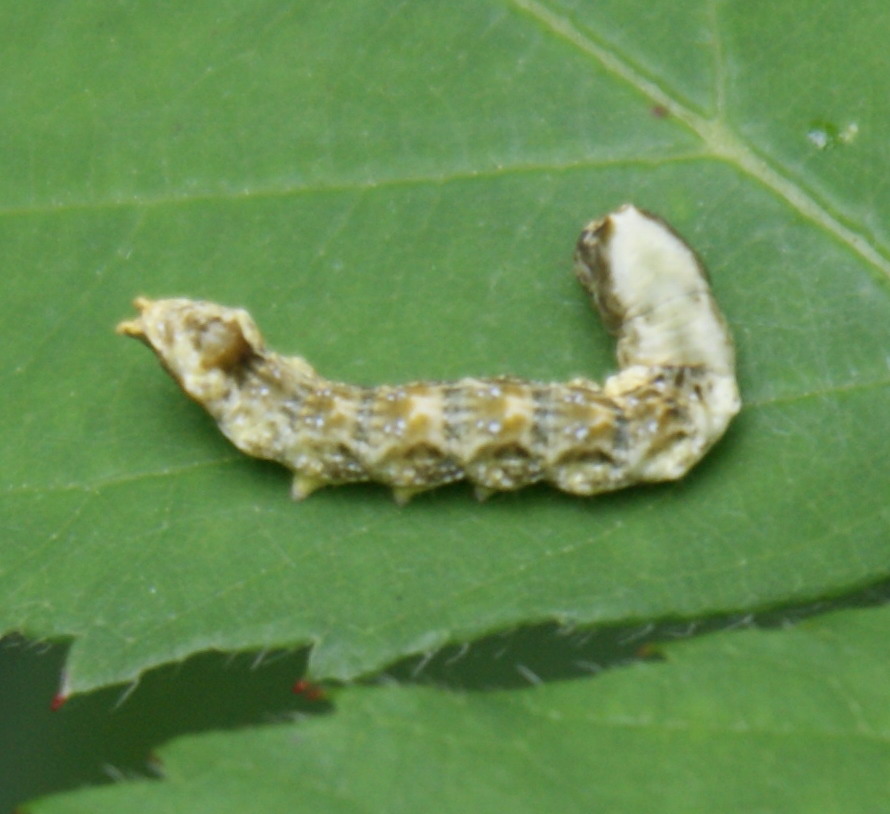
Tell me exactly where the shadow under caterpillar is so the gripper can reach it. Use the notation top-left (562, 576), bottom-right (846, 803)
top-left (118, 204), bottom-right (740, 503)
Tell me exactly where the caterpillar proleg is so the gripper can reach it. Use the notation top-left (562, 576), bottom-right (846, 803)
top-left (118, 204), bottom-right (740, 503)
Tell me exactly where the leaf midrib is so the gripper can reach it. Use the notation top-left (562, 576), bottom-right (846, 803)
top-left (509, 0), bottom-right (890, 281)
top-left (3, 1), bottom-right (888, 290)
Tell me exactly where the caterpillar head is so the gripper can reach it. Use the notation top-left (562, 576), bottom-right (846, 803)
top-left (117, 297), bottom-right (264, 401)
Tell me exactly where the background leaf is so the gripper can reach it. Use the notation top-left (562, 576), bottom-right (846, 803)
top-left (1, 0), bottom-right (888, 809)
top-left (32, 605), bottom-right (890, 813)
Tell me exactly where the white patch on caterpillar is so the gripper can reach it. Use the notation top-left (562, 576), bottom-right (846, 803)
top-left (117, 204), bottom-right (740, 502)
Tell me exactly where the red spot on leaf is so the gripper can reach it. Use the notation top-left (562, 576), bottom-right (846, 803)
top-left (292, 679), bottom-right (326, 701)
top-left (635, 642), bottom-right (661, 659)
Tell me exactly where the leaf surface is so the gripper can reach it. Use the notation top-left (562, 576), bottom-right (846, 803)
top-left (33, 605), bottom-right (890, 813)
top-left (1, 0), bottom-right (888, 695)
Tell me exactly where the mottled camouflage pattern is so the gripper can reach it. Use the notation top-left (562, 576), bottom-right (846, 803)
top-left (118, 205), bottom-right (739, 502)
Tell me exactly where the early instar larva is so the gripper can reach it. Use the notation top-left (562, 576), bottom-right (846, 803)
top-left (118, 204), bottom-right (740, 503)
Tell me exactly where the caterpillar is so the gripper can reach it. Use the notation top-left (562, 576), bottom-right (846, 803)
top-left (118, 204), bottom-right (740, 503)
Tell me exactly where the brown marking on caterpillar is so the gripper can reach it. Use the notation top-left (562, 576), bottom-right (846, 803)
top-left (117, 204), bottom-right (740, 502)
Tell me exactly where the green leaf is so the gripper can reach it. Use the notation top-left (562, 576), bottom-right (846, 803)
top-left (2, 0), bottom-right (888, 700)
top-left (32, 605), bottom-right (890, 813)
